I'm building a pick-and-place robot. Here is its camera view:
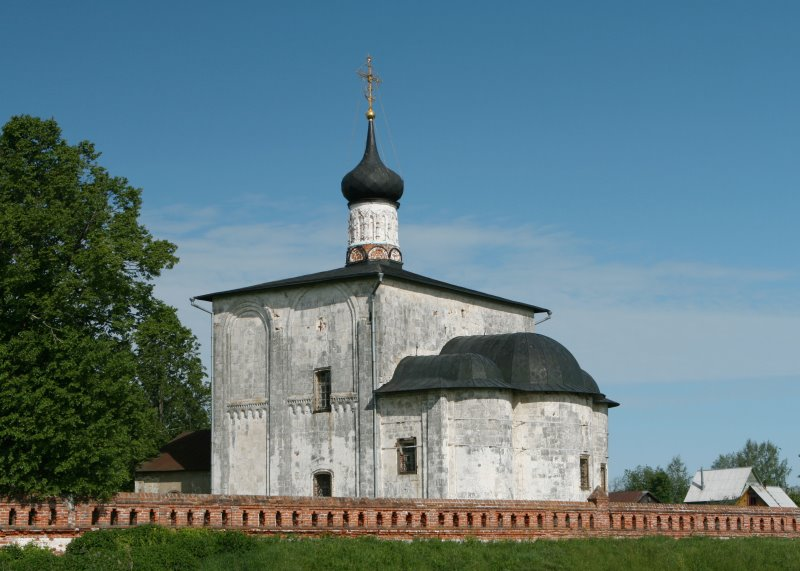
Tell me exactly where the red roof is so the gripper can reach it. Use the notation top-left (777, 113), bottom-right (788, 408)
top-left (137, 430), bottom-right (211, 473)
top-left (608, 490), bottom-right (660, 503)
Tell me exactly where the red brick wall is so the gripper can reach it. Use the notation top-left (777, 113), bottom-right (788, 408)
top-left (1, 492), bottom-right (798, 545)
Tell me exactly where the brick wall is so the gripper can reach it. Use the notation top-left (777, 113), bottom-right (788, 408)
top-left (1, 492), bottom-right (798, 547)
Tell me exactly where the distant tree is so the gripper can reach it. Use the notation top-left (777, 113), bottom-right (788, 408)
top-left (0, 115), bottom-right (186, 498)
top-left (135, 302), bottom-right (209, 440)
top-left (613, 456), bottom-right (690, 503)
top-left (711, 440), bottom-right (791, 487)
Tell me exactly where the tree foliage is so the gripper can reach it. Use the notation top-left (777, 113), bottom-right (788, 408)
top-left (613, 456), bottom-right (690, 503)
top-left (711, 439), bottom-right (791, 487)
top-left (135, 302), bottom-right (209, 440)
top-left (0, 115), bottom-right (205, 498)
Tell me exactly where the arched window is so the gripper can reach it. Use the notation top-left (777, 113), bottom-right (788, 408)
top-left (313, 471), bottom-right (333, 497)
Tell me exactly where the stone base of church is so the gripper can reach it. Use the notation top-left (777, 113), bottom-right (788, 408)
top-left (2, 493), bottom-right (798, 549)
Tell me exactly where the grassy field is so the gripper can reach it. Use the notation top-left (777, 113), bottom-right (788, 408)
top-left (1, 527), bottom-right (799, 570)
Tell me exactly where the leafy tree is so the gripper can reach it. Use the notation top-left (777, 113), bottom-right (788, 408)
top-left (135, 302), bottom-right (209, 440)
top-left (613, 456), bottom-right (690, 503)
top-left (0, 115), bottom-right (190, 497)
top-left (711, 439), bottom-right (791, 487)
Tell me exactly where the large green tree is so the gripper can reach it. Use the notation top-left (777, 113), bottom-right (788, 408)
top-left (711, 439), bottom-right (791, 487)
top-left (613, 456), bottom-right (691, 503)
top-left (0, 115), bottom-right (200, 498)
top-left (135, 302), bottom-right (209, 441)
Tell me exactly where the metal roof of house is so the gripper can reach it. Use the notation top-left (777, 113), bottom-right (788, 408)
top-left (194, 261), bottom-right (549, 314)
top-left (764, 486), bottom-right (798, 508)
top-left (137, 430), bottom-right (211, 473)
top-left (684, 467), bottom-right (758, 503)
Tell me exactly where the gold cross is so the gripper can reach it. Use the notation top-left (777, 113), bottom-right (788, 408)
top-left (357, 55), bottom-right (381, 119)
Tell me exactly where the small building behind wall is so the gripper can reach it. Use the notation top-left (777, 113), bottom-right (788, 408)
top-left (684, 467), bottom-right (798, 507)
top-left (135, 430), bottom-right (211, 494)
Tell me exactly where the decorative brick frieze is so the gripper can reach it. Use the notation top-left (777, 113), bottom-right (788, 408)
top-left (288, 393), bottom-right (357, 415)
top-left (2, 493), bottom-right (798, 548)
top-left (226, 399), bottom-right (269, 420)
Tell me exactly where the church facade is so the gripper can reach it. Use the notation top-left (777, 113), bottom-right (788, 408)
top-left (196, 62), bottom-right (617, 501)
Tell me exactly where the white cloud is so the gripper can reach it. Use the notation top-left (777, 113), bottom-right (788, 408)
top-left (146, 207), bottom-right (800, 387)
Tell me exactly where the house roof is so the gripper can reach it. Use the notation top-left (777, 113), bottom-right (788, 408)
top-left (608, 490), bottom-right (660, 503)
top-left (194, 261), bottom-right (549, 314)
top-left (684, 467), bottom-right (758, 503)
top-left (137, 430), bottom-right (211, 473)
top-left (764, 486), bottom-right (798, 508)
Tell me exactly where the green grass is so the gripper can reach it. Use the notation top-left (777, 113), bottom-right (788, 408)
top-left (2, 529), bottom-right (799, 570)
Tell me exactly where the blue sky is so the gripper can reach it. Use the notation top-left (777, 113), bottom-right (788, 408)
top-left (2, 1), bottom-right (798, 485)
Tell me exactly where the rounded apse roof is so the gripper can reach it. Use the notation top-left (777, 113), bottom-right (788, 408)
top-left (341, 120), bottom-right (404, 206)
top-left (376, 353), bottom-right (514, 394)
top-left (440, 332), bottom-right (603, 397)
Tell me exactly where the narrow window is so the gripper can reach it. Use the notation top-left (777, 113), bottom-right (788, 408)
top-left (342, 511), bottom-right (349, 527)
top-left (327, 512), bottom-right (334, 527)
top-left (171, 510), bottom-right (178, 526)
top-left (242, 511), bottom-right (249, 526)
top-left (186, 511), bottom-right (194, 526)
top-left (203, 510), bottom-right (210, 526)
top-left (314, 472), bottom-right (332, 497)
top-left (149, 509), bottom-right (156, 524)
top-left (28, 509), bottom-right (37, 527)
top-left (580, 456), bottom-right (590, 490)
top-left (49, 508), bottom-right (57, 526)
top-left (600, 463), bottom-right (607, 491)
top-left (313, 369), bottom-right (332, 412)
top-left (358, 512), bottom-right (364, 527)
top-left (397, 438), bottom-right (417, 474)
top-left (259, 511), bottom-right (265, 526)
top-left (110, 509), bottom-right (118, 526)
top-left (130, 510), bottom-right (138, 526)
top-left (8, 508), bottom-right (16, 526)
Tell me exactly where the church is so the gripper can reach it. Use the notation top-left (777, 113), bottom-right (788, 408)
top-left (195, 59), bottom-right (617, 502)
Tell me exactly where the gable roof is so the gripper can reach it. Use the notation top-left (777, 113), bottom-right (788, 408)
top-left (137, 430), bottom-right (211, 473)
top-left (608, 490), bottom-right (660, 503)
top-left (684, 467), bottom-right (757, 503)
top-left (194, 261), bottom-right (549, 314)
top-left (764, 486), bottom-right (798, 508)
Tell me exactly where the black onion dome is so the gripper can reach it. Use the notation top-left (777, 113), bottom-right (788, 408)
top-left (376, 354), bottom-right (514, 394)
top-left (341, 120), bottom-right (404, 205)
top-left (440, 333), bottom-right (602, 396)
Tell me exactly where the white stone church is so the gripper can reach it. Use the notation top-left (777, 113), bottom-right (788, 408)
top-left (195, 72), bottom-right (618, 501)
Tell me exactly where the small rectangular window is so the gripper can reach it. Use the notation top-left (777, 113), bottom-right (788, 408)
top-left (314, 369), bottom-right (331, 413)
top-left (397, 438), bottom-right (417, 474)
top-left (600, 463), bottom-right (607, 491)
top-left (314, 473), bottom-right (332, 497)
top-left (580, 456), bottom-right (590, 490)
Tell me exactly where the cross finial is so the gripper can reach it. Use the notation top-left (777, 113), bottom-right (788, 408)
top-left (357, 55), bottom-right (381, 120)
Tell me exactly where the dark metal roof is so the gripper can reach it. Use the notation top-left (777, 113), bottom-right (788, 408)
top-left (376, 354), bottom-right (515, 394)
top-left (441, 333), bottom-right (599, 395)
top-left (377, 332), bottom-right (618, 405)
top-left (341, 119), bottom-right (404, 206)
top-left (194, 261), bottom-right (549, 314)
top-left (136, 430), bottom-right (211, 473)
